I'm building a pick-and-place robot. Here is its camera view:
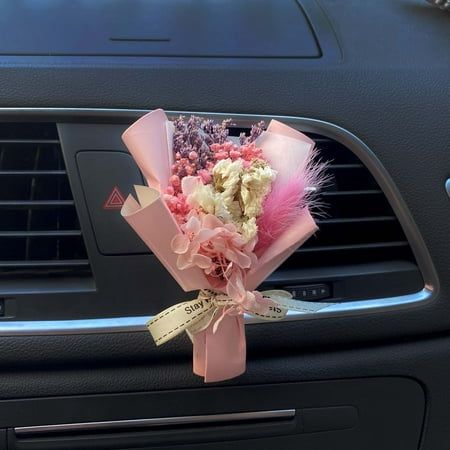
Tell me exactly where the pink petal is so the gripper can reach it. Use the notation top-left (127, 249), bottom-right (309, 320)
top-left (226, 269), bottom-right (246, 301)
top-left (231, 235), bottom-right (246, 247)
top-left (223, 262), bottom-right (234, 278)
top-left (171, 234), bottom-right (190, 254)
top-left (195, 228), bottom-right (220, 244)
top-left (192, 254), bottom-right (212, 269)
top-left (224, 223), bottom-right (237, 233)
top-left (176, 252), bottom-right (193, 270)
top-left (184, 215), bottom-right (201, 234)
top-left (202, 214), bottom-right (224, 230)
top-left (244, 237), bottom-right (257, 253)
top-left (224, 248), bottom-right (251, 269)
top-left (181, 176), bottom-right (200, 196)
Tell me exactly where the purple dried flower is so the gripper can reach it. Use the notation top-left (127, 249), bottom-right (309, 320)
top-left (239, 121), bottom-right (266, 145)
top-left (171, 115), bottom-right (231, 173)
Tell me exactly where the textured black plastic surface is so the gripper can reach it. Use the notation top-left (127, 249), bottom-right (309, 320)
top-left (6, 378), bottom-right (423, 450)
top-left (77, 151), bottom-right (147, 255)
top-left (0, 0), bottom-right (320, 58)
top-left (0, 0), bottom-right (447, 449)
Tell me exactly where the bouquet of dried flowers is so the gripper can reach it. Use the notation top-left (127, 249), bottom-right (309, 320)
top-left (121, 109), bottom-right (327, 382)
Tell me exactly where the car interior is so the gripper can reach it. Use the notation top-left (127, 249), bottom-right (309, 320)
top-left (0, 0), bottom-right (448, 449)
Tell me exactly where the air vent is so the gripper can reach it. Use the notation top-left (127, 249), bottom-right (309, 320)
top-left (0, 122), bottom-right (90, 278)
top-left (228, 125), bottom-right (423, 301)
top-left (284, 134), bottom-right (416, 268)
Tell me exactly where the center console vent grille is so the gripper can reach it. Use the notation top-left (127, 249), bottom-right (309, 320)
top-left (0, 122), bottom-right (91, 278)
top-left (283, 134), bottom-right (416, 269)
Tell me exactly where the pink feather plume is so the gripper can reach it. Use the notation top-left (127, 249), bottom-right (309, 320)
top-left (255, 148), bottom-right (328, 255)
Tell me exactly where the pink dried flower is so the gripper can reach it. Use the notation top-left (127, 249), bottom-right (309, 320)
top-left (215, 151), bottom-right (228, 160)
top-left (171, 213), bottom-right (257, 288)
top-left (198, 169), bottom-right (212, 184)
top-left (169, 175), bottom-right (180, 188)
top-left (229, 149), bottom-right (241, 160)
top-left (171, 212), bottom-right (271, 316)
top-left (165, 185), bottom-right (175, 196)
top-left (164, 192), bottom-right (191, 224)
top-left (240, 142), bottom-right (264, 161)
top-left (210, 141), bottom-right (265, 164)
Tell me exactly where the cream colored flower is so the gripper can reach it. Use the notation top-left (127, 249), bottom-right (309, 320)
top-left (240, 162), bottom-right (276, 218)
top-left (183, 158), bottom-right (276, 242)
top-left (183, 175), bottom-right (233, 223)
top-left (240, 217), bottom-right (258, 242)
top-left (213, 158), bottom-right (243, 209)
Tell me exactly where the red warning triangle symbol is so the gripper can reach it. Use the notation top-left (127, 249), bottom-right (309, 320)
top-left (103, 186), bottom-right (126, 210)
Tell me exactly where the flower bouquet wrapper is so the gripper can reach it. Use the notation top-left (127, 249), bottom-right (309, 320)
top-left (121, 109), bottom-right (326, 383)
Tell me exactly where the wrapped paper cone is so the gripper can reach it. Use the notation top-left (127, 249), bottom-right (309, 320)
top-left (121, 185), bottom-right (208, 292)
top-left (256, 120), bottom-right (314, 184)
top-left (122, 109), bottom-right (173, 191)
top-left (267, 119), bottom-right (315, 145)
top-left (193, 313), bottom-right (246, 383)
top-left (246, 210), bottom-right (318, 291)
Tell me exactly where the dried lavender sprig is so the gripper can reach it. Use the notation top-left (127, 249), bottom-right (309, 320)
top-left (172, 115), bottom-right (232, 172)
top-left (239, 121), bottom-right (266, 145)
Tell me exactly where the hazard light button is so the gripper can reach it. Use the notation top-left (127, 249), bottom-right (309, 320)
top-left (77, 151), bottom-right (149, 255)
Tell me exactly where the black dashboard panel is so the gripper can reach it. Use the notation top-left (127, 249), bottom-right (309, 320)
top-left (0, 0), bottom-right (320, 58)
top-left (3, 378), bottom-right (424, 450)
top-left (0, 0), bottom-right (446, 360)
top-left (0, 1), bottom-right (448, 449)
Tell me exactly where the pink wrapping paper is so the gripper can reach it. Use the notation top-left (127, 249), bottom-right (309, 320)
top-left (121, 185), bottom-right (209, 292)
top-left (122, 109), bottom-right (173, 191)
top-left (121, 109), bottom-right (318, 382)
top-left (193, 314), bottom-right (246, 382)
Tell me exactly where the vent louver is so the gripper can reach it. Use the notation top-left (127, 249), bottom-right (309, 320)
top-left (0, 123), bottom-right (90, 278)
top-left (227, 125), bottom-right (422, 300)
top-left (282, 134), bottom-right (416, 269)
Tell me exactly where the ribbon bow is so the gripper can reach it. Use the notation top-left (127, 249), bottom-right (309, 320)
top-left (147, 289), bottom-right (333, 382)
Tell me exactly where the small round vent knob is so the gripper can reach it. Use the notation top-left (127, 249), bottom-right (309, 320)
top-left (446, 178), bottom-right (450, 198)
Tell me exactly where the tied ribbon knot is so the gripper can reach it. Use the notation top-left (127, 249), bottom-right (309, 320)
top-left (147, 289), bottom-right (289, 347)
top-left (147, 289), bottom-right (334, 347)
top-left (147, 289), bottom-right (334, 382)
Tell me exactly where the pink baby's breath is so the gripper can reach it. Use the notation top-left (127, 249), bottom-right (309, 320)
top-left (163, 192), bottom-right (191, 225)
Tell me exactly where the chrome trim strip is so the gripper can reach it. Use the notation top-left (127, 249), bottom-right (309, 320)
top-left (14, 409), bottom-right (295, 436)
top-left (0, 108), bottom-right (439, 335)
top-left (0, 288), bottom-right (432, 335)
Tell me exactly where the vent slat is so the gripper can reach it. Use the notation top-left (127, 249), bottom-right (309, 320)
top-left (0, 123), bottom-right (91, 278)
top-left (327, 163), bottom-right (364, 170)
top-left (0, 230), bottom-right (81, 237)
top-left (0, 200), bottom-right (75, 208)
top-left (0, 170), bottom-right (67, 176)
top-left (321, 190), bottom-right (383, 197)
top-left (296, 241), bottom-right (409, 254)
top-left (316, 216), bottom-right (397, 225)
top-left (0, 139), bottom-right (60, 144)
top-left (0, 259), bottom-right (90, 268)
